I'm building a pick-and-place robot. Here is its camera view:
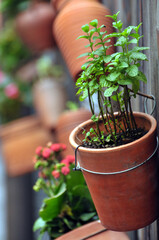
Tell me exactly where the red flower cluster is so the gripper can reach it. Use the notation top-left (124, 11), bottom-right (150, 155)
top-left (52, 155), bottom-right (75, 178)
top-left (34, 142), bottom-right (75, 180)
top-left (35, 143), bottom-right (67, 159)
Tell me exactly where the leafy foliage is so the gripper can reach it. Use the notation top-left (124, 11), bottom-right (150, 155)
top-left (76, 12), bottom-right (149, 147)
top-left (33, 143), bottom-right (97, 239)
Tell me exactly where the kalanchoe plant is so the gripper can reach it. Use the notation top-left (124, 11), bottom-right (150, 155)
top-left (76, 11), bottom-right (149, 148)
top-left (33, 142), bottom-right (97, 240)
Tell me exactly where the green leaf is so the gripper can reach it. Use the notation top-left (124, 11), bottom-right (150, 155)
top-left (136, 71), bottom-right (147, 83)
top-left (77, 35), bottom-right (89, 40)
top-left (115, 36), bottom-right (127, 46)
top-left (99, 75), bottom-right (108, 87)
top-left (106, 11), bottom-right (120, 21)
top-left (128, 39), bottom-right (138, 44)
top-left (66, 166), bottom-right (85, 192)
top-left (132, 79), bottom-right (140, 94)
top-left (103, 55), bottom-right (112, 63)
top-left (77, 52), bottom-right (90, 59)
top-left (81, 61), bottom-right (91, 70)
top-left (117, 78), bottom-right (133, 85)
top-left (130, 52), bottom-right (148, 61)
top-left (118, 62), bottom-right (128, 69)
top-left (126, 65), bottom-right (138, 77)
top-left (39, 183), bottom-right (66, 221)
top-left (104, 86), bottom-right (118, 97)
top-left (33, 217), bottom-right (45, 232)
top-left (81, 24), bottom-right (89, 33)
top-left (107, 72), bottom-right (120, 82)
top-left (90, 19), bottom-right (98, 27)
top-left (132, 46), bottom-right (149, 52)
top-left (80, 212), bottom-right (96, 221)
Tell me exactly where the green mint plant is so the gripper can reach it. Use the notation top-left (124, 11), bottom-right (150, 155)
top-left (76, 11), bottom-right (149, 148)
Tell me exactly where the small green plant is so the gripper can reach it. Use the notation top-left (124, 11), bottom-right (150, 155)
top-left (36, 55), bottom-right (63, 79)
top-left (76, 11), bottom-right (149, 148)
top-left (0, 21), bottom-right (31, 74)
top-left (33, 142), bottom-right (97, 239)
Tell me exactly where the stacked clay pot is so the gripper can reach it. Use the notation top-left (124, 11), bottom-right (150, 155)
top-left (52, 0), bottom-right (101, 12)
top-left (53, 0), bottom-right (115, 80)
top-left (16, 2), bottom-right (56, 53)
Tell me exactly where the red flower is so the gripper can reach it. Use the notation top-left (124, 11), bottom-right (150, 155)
top-left (5, 83), bottom-right (19, 99)
top-left (66, 155), bottom-right (75, 164)
top-left (42, 147), bottom-right (52, 158)
top-left (50, 143), bottom-right (61, 152)
top-left (60, 144), bottom-right (67, 151)
top-left (61, 166), bottom-right (70, 176)
top-left (52, 170), bottom-right (60, 179)
top-left (35, 146), bottom-right (43, 156)
top-left (61, 158), bottom-right (70, 167)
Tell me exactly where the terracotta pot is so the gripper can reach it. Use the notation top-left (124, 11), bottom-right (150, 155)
top-left (56, 108), bottom-right (91, 158)
top-left (53, 0), bottom-right (115, 80)
top-left (32, 78), bottom-right (67, 129)
top-left (69, 112), bottom-right (159, 231)
top-left (52, 0), bottom-right (101, 12)
top-left (0, 115), bottom-right (54, 177)
top-left (56, 220), bottom-right (130, 240)
top-left (15, 2), bottom-right (55, 53)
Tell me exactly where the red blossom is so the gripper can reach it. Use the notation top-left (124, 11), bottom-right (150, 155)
top-left (61, 166), bottom-right (70, 176)
top-left (52, 170), bottom-right (60, 179)
top-left (60, 144), bottom-right (67, 151)
top-left (4, 83), bottom-right (19, 99)
top-left (66, 155), bottom-right (75, 164)
top-left (50, 143), bottom-right (61, 152)
top-left (61, 158), bottom-right (70, 167)
top-left (35, 146), bottom-right (43, 156)
top-left (42, 147), bottom-right (52, 158)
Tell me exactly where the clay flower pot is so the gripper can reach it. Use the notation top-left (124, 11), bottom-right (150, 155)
top-left (32, 78), bottom-right (67, 129)
top-left (15, 2), bottom-right (56, 53)
top-left (53, 0), bottom-right (115, 80)
top-left (0, 115), bottom-right (54, 177)
top-left (52, 0), bottom-right (101, 12)
top-left (69, 112), bottom-right (159, 231)
top-left (56, 108), bottom-right (91, 157)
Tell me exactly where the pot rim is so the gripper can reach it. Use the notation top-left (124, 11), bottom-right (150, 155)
top-left (69, 111), bottom-right (157, 153)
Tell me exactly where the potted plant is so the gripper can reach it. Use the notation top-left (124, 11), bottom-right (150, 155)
top-left (32, 55), bottom-right (67, 129)
top-left (33, 142), bottom-right (97, 239)
top-left (69, 12), bottom-right (158, 231)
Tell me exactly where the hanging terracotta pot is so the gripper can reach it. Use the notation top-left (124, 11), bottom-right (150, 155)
top-left (56, 220), bottom-right (130, 240)
top-left (0, 115), bottom-right (54, 177)
top-left (52, 0), bottom-right (101, 12)
top-left (56, 108), bottom-right (91, 158)
top-left (69, 112), bottom-right (159, 231)
top-left (32, 77), bottom-right (67, 129)
top-left (53, 0), bottom-right (115, 80)
top-left (15, 2), bottom-right (56, 53)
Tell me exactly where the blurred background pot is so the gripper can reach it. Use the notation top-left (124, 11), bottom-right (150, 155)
top-left (32, 78), bottom-right (67, 130)
top-left (32, 55), bottom-right (67, 129)
top-left (15, 1), bottom-right (56, 53)
top-left (0, 115), bottom-right (54, 177)
top-left (52, 0), bottom-right (101, 12)
top-left (53, 0), bottom-right (115, 80)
